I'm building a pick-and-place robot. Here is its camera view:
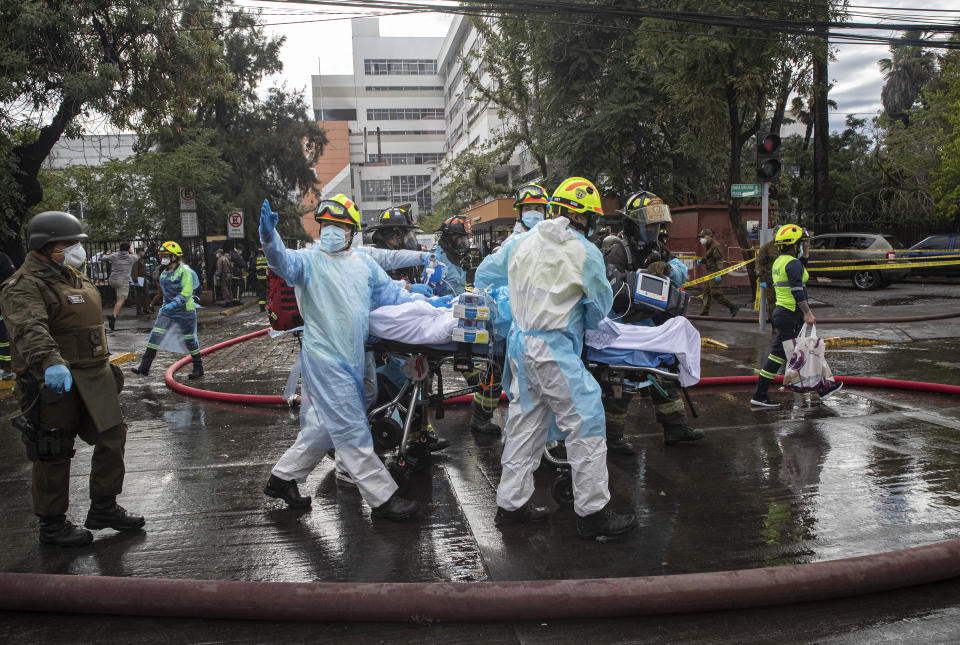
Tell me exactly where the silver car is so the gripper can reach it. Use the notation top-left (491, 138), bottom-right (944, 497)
top-left (807, 233), bottom-right (909, 290)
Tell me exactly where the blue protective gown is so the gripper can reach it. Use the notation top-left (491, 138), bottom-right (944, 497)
top-left (424, 246), bottom-right (467, 297)
top-left (146, 263), bottom-right (199, 356)
top-left (262, 229), bottom-right (422, 507)
top-left (475, 217), bottom-right (614, 516)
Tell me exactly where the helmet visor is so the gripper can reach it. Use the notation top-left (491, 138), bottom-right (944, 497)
top-left (517, 185), bottom-right (548, 204)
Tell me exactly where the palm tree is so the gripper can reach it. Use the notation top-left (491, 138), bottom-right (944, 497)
top-left (878, 30), bottom-right (936, 127)
top-left (790, 95), bottom-right (837, 153)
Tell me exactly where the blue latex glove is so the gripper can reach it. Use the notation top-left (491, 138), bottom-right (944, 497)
top-left (759, 281), bottom-right (768, 288)
top-left (409, 283), bottom-right (433, 297)
top-left (44, 364), bottom-right (72, 393)
top-left (696, 259), bottom-right (703, 265)
top-left (260, 199), bottom-right (278, 238)
top-left (714, 276), bottom-right (722, 283)
top-left (161, 301), bottom-right (179, 313)
top-left (428, 295), bottom-right (454, 309)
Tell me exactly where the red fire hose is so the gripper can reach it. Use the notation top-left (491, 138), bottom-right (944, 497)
top-left (1, 538), bottom-right (959, 621)
top-left (167, 328), bottom-right (960, 404)
top-left (689, 310), bottom-right (960, 324)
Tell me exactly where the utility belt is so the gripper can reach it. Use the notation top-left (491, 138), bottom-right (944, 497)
top-left (9, 375), bottom-right (75, 462)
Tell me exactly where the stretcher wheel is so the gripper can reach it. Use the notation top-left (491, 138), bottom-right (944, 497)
top-left (406, 442), bottom-right (432, 472)
top-left (552, 473), bottom-right (574, 507)
top-left (371, 418), bottom-right (403, 452)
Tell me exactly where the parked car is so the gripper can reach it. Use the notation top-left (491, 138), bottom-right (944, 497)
top-left (902, 234), bottom-right (960, 277)
top-left (807, 233), bottom-right (909, 290)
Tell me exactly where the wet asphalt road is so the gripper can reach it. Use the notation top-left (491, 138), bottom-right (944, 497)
top-left (1, 281), bottom-right (960, 642)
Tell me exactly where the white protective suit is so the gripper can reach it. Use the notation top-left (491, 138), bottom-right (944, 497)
top-left (474, 217), bottom-right (614, 517)
top-left (263, 229), bottom-right (423, 508)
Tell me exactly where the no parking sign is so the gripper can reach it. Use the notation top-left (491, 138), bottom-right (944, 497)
top-left (227, 210), bottom-right (244, 239)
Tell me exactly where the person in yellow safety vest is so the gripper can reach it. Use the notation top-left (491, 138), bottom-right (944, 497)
top-left (750, 225), bottom-right (842, 408)
top-left (253, 247), bottom-right (268, 312)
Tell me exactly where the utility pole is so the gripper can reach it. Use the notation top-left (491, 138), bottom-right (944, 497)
top-left (812, 0), bottom-right (832, 222)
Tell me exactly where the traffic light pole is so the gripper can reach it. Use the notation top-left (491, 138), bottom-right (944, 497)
top-left (759, 181), bottom-right (770, 329)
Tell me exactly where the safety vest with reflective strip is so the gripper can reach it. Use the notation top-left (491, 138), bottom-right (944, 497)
top-left (255, 255), bottom-right (268, 279)
top-left (772, 254), bottom-right (808, 312)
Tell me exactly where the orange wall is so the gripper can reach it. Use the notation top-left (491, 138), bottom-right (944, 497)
top-left (301, 121), bottom-right (351, 239)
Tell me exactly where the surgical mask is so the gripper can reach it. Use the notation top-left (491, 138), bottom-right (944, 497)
top-left (320, 226), bottom-right (348, 253)
top-left (161, 257), bottom-right (171, 266)
top-left (61, 243), bottom-right (86, 269)
top-left (699, 237), bottom-right (707, 245)
top-left (520, 209), bottom-right (544, 230)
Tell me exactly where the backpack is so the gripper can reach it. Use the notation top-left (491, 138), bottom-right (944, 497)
top-left (266, 268), bottom-right (302, 331)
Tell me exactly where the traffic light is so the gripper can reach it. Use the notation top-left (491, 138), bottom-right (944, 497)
top-left (755, 132), bottom-right (782, 181)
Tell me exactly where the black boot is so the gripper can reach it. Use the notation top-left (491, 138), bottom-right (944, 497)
top-left (107, 314), bottom-right (116, 331)
top-left (423, 423), bottom-right (449, 452)
top-left (131, 348), bottom-right (156, 376)
top-left (470, 401), bottom-right (502, 436)
top-left (663, 423), bottom-right (705, 446)
top-left (39, 515), bottom-right (93, 547)
top-left (606, 432), bottom-right (636, 455)
top-left (494, 501), bottom-right (551, 526)
top-left (371, 491), bottom-right (419, 521)
top-left (263, 475), bottom-right (312, 508)
top-left (187, 354), bottom-right (204, 380)
top-left (84, 499), bottom-right (146, 531)
top-left (259, 304), bottom-right (266, 312)
top-left (577, 507), bottom-right (638, 540)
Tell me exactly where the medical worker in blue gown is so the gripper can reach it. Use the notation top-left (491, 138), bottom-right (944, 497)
top-left (259, 195), bottom-right (449, 521)
top-left (474, 177), bottom-right (638, 540)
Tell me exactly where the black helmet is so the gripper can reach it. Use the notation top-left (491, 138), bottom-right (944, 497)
top-left (27, 211), bottom-right (87, 251)
top-left (437, 216), bottom-right (472, 264)
top-left (368, 206), bottom-right (417, 231)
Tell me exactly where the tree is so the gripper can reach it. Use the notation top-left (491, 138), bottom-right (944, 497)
top-left (0, 0), bottom-right (241, 258)
top-left (879, 30), bottom-right (937, 128)
top-left (428, 141), bottom-right (513, 232)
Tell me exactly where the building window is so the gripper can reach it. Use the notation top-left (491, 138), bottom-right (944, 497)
top-left (366, 108), bottom-right (444, 120)
top-left (314, 108), bottom-right (357, 121)
top-left (367, 130), bottom-right (446, 136)
top-left (361, 180), bottom-right (392, 201)
top-left (392, 175), bottom-right (431, 197)
top-left (364, 59), bottom-right (438, 75)
top-left (365, 86), bottom-right (443, 91)
top-left (367, 152), bottom-right (444, 165)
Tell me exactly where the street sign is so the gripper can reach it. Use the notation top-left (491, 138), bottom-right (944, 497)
top-left (179, 187), bottom-right (196, 211)
top-left (180, 211), bottom-right (199, 238)
top-left (227, 210), bottom-right (244, 239)
top-left (731, 183), bottom-right (761, 198)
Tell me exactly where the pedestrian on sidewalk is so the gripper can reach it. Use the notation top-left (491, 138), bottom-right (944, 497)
top-left (131, 241), bottom-right (203, 380)
top-left (215, 248), bottom-right (233, 305)
top-left (131, 247), bottom-right (151, 315)
top-left (1, 211), bottom-right (144, 547)
top-left (103, 242), bottom-right (138, 330)
top-left (698, 229), bottom-right (740, 317)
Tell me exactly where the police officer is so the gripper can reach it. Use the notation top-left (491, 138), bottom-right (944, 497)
top-left (1, 211), bottom-right (144, 546)
top-left (750, 224), bottom-right (842, 408)
top-left (602, 191), bottom-right (704, 451)
top-left (697, 229), bottom-right (740, 317)
top-left (253, 247), bottom-right (268, 312)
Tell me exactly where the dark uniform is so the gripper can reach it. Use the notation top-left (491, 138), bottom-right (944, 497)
top-left (1, 215), bottom-right (144, 546)
top-left (755, 240), bottom-right (779, 322)
top-left (700, 237), bottom-right (737, 316)
top-left (132, 253), bottom-right (151, 315)
top-left (0, 251), bottom-right (17, 375)
top-left (603, 233), bottom-right (703, 449)
top-left (254, 251), bottom-right (268, 312)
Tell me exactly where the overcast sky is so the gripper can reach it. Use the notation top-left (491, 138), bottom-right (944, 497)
top-left (242, 1), bottom-right (960, 133)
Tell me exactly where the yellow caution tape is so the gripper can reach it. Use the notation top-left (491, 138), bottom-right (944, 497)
top-left (809, 258), bottom-right (960, 272)
top-left (806, 252), bottom-right (960, 264)
top-left (683, 257), bottom-right (756, 287)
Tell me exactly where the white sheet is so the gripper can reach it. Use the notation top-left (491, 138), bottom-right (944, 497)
top-left (366, 302), bottom-right (701, 385)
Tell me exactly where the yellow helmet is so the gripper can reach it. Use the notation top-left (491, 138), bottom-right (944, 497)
top-left (514, 183), bottom-right (550, 210)
top-left (315, 194), bottom-right (362, 231)
top-left (160, 241), bottom-right (183, 257)
top-left (774, 224), bottom-right (803, 247)
top-left (549, 177), bottom-right (603, 216)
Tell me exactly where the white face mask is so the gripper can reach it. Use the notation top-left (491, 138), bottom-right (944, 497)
top-left (699, 237), bottom-right (707, 245)
top-left (161, 257), bottom-right (172, 266)
top-left (61, 243), bottom-right (86, 269)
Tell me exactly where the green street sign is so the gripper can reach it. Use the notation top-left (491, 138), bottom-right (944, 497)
top-left (731, 183), bottom-right (761, 198)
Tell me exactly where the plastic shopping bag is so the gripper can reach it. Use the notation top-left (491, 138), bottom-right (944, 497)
top-left (781, 324), bottom-right (837, 393)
